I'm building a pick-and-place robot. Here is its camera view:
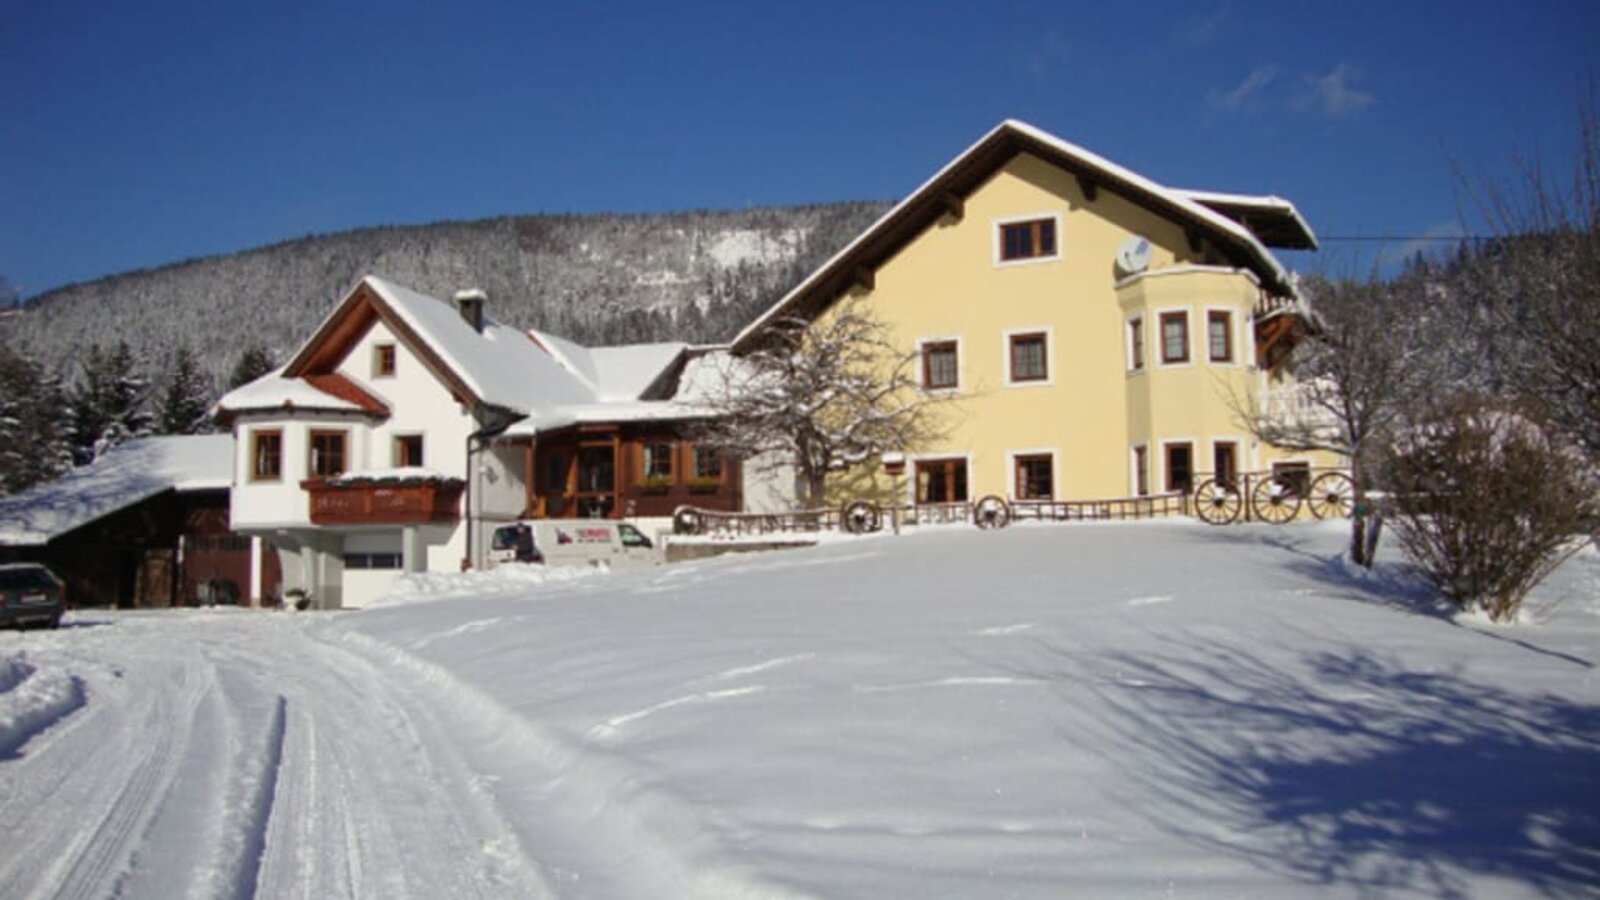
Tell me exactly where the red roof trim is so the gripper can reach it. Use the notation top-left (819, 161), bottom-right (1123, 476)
top-left (304, 373), bottom-right (390, 415)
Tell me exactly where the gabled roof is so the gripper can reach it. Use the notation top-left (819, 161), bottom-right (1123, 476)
top-left (1173, 188), bottom-right (1319, 250)
top-left (527, 329), bottom-right (688, 402)
top-left (730, 119), bottom-right (1308, 352)
top-left (0, 436), bottom-right (232, 547)
top-left (214, 368), bottom-right (390, 423)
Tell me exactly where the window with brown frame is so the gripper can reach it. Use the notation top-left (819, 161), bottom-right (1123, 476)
top-left (1014, 454), bottom-right (1053, 500)
top-left (251, 430), bottom-right (282, 482)
top-left (691, 445), bottom-right (723, 480)
top-left (1134, 445), bottom-right (1149, 496)
top-left (915, 458), bottom-right (969, 504)
top-left (998, 218), bottom-right (1057, 261)
top-left (1165, 442), bottom-right (1193, 494)
top-left (1129, 317), bottom-right (1144, 371)
top-left (1160, 311), bottom-right (1190, 364)
top-left (394, 434), bottom-right (424, 468)
top-left (641, 442), bottom-right (674, 481)
top-left (1208, 311), bottom-right (1234, 363)
top-left (308, 430), bottom-right (347, 479)
top-left (1009, 332), bottom-right (1048, 383)
top-left (922, 340), bottom-right (959, 390)
top-left (373, 343), bottom-right (397, 377)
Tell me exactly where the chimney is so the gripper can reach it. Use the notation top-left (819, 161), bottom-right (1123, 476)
top-left (454, 288), bottom-right (487, 333)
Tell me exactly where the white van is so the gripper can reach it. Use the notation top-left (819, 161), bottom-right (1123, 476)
top-left (487, 520), bottom-right (660, 569)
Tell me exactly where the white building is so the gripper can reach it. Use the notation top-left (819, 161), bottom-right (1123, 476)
top-left (215, 276), bottom-right (741, 608)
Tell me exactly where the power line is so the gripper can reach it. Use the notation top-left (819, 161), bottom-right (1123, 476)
top-left (1315, 235), bottom-right (1491, 242)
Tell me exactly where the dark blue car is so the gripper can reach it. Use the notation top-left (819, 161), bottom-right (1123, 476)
top-left (0, 563), bottom-right (65, 629)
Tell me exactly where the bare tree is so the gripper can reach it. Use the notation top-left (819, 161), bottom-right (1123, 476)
top-left (1382, 396), bottom-right (1598, 622)
top-left (1468, 103), bottom-right (1600, 465)
top-left (1233, 274), bottom-right (1430, 566)
top-left (702, 301), bottom-right (953, 508)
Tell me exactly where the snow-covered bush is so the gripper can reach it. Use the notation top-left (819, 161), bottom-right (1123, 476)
top-left (1382, 396), bottom-right (1598, 622)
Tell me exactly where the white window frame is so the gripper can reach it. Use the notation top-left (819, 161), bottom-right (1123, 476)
top-left (992, 212), bottom-right (1064, 268)
top-left (906, 451), bottom-right (974, 506)
top-left (1125, 314), bottom-right (1146, 373)
top-left (1130, 443), bottom-right (1150, 497)
top-left (1204, 306), bottom-right (1241, 367)
top-left (1155, 306), bottom-right (1194, 369)
top-left (916, 335), bottom-right (964, 395)
top-left (1159, 437), bottom-right (1199, 494)
top-left (1002, 326), bottom-right (1054, 388)
top-left (1007, 448), bottom-right (1058, 501)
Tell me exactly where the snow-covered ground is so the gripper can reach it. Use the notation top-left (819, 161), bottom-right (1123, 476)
top-left (1, 520), bottom-right (1596, 899)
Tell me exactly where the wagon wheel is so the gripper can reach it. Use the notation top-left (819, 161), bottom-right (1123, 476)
top-left (1306, 472), bottom-right (1355, 520)
top-left (1251, 475), bottom-right (1303, 524)
top-left (974, 495), bottom-right (1012, 529)
top-left (672, 506), bottom-right (703, 535)
top-left (1192, 478), bottom-right (1242, 525)
top-left (842, 500), bottom-right (882, 534)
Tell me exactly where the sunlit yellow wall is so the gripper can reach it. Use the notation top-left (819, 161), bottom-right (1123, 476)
top-left (818, 151), bottom-right (1333, 506)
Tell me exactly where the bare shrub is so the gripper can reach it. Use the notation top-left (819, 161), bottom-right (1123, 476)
top-left (1382, 396), bottom-right (1597, 622)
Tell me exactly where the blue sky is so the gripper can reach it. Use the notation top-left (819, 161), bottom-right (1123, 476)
top-left (3, 0), bottom-right (1596, 298)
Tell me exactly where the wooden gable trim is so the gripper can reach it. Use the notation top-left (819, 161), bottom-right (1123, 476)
top-left (304, 373), bottom-right (391, 416)
top-left (282, 280), bottom-right (484, 408)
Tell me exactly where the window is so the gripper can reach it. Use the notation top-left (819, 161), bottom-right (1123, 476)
top-left (692, 445), bottom-right (723, 480)
top-left (915, 458), bottom-right (969, 504)
top-left (344, 552), bottom-right (402, 570)
top-left (641, 442), bottom-right (674, 481)
top-left (1208, 311), bottom-right (1234, 363)
top-left (394, 434), bottom-right (424, 468)
top-left (1014, 454), bottom-right (1053, 500)
top-left (1160, 311), bottom-right (1190, 364)
top-left (1009, 332), bottom-right (1048, 383)
top-left (1134, 445), bottom-right (1149, 496)
top-left (1272, 461), bottom-right (1311, 498)
top-left (576, 445), bottom-right (615, 518)
top-left (1129, 317), bottom-right (1144, 371)
top-left (1165, 442), bottom-right (1193, 494)
top-left (1213, 441), bottom-right (1238, 489)
top-left (373, 343), bottom-right (396, 377)
top-left (251, 430), bottom-right (282, 482)
top-left (998, 218), bottom-right (1057, 262)
top-left (922, 340), bottom-right (959, 390)
top-left (308, 430), bottom-right (347, 479)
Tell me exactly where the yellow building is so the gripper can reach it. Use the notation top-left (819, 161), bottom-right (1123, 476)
top-left (730, 120), bottom-right (1337, 514)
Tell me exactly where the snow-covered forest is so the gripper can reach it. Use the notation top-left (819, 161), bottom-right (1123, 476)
top-left (2, 202), bottom-right (889, 385)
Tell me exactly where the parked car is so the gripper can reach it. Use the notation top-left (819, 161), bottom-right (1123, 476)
top-left (0, 563), bottom-right (66, 629)
top-left (487, 520), bottom-right (660, 569)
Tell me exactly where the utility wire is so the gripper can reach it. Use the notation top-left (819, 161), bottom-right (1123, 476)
top-left (1315, 235), bottom-right (1492, 242)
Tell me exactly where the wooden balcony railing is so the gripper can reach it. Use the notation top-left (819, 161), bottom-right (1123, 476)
top-left (304, 478), bottom-right (465, 525)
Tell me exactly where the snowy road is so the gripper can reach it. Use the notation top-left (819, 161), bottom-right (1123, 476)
top-left (0, 611), bottom-right (552, 900)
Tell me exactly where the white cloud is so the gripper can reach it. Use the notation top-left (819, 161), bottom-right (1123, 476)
top-left (1300, 63), bottom-right (1375, 118)
top-left (1178, 4), bottom-right (1232, 45)
top-left (1207, 65), bottom-right (1279, 111)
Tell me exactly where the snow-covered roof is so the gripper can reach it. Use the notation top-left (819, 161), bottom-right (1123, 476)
top-left (214, 368), bottom-right (387, 419)
top-left (1172, 188), bottom-right (1319, 250)
top-left (0, 435), bottom-right (232, 547)
top-left (361, 277), bottom-right (595, 416)
top-left (732, 119), bottom-right (1307, 351)
top-left (527, 329), bottom-right (687, 402)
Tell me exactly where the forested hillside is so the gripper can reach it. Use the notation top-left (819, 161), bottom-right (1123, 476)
top-left (5, 202), bottom-right (889, 384)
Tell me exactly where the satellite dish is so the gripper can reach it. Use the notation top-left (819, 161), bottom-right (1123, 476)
top-left (1116, 236), bottom-right (1152, 274)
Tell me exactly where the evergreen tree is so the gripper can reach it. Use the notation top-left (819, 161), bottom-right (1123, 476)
top-left (0, 343), bottom-right (72, 494)
top-left (156, 344), bottom-right (214, 435)
top-left (68, 341), bottom-right (152, 464)
top-left (228, 344), bottom-right (276, 389)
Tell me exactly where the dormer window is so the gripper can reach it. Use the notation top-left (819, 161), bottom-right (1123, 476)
top-left (374, 343), bottom-right (397, 377)
top-left (998, 217), bottom-right (1058, 262)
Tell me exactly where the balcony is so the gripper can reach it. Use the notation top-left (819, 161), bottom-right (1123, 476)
top-left (1260, 380), bottom-right (1343, 438)
top-left (304, 476), bottom-right (465, 526)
